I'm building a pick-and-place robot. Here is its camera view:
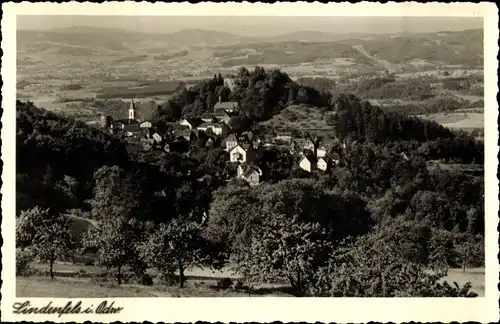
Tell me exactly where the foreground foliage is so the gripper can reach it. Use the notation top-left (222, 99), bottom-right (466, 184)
top-left (16, 207), bottom-right (77, 278)
top-left (139, 219), bottom-right (226, 288)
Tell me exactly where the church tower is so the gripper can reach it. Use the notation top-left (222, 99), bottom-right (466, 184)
top-left (129, 99), bottom-right (136, 121)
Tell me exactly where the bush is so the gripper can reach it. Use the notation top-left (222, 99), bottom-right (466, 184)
top-left (232, 280), bottom-right (244, 290)
top-left (154, 272), bottom-right (178, 286)
top-left (216, 277), bottom-right (233, 290)
top-left (16, 249), bottom-right (34, 276)
top-left (140, 273), bottom-right (154, 286)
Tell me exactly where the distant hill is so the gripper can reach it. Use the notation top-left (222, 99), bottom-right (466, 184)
top-left (17, 27), bottom-right (371, 49)
top-left (17, 27), bottom-right (483, 67)
top-left (267, 30), bottom-right (371, 43)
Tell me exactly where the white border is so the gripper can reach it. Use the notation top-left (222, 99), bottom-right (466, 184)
top-left (2, 2), bottom-right (499, 323)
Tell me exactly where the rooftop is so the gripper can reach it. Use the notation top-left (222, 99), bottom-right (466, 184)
top-left (214, 101), bottom-right (238, 110)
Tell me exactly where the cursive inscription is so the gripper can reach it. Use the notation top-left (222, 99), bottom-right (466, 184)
top-left (13, 300), bottom-right (123, 317)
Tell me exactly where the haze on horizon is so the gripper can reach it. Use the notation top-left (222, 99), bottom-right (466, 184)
top-left (17, 15), bottom-right (483, 37)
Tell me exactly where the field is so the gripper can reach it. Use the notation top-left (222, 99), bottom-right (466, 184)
top-left (417, 112), bottom-right (484, 130)
top-left (17, 261), bottom-right (294, 297)
top-left (442, 268), bottom-right (485, 297)
top-left (16, 276), bottom-right (295, 297)
top-left (17, 262), bottom-right (485, 297)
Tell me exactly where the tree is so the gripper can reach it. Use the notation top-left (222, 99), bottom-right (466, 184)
top-left (365, 217), bottom-right (432, 265)
top-left (310, 232), bottom-right (477, 297)
top-left (82, 217), bottom-right (144, 284)
top-left (205, 186), bottom-right (260, 254)
top-left (455, 233), bottom-right (484, 271)
top-left (16, 207), bottom-right (77, 279)
top-left (428, 229), bottom-right (458, 271)
top-left (90, 165), bottom-right (143, 221)
top-left (139, 219), bottom-right (226, 288)
top-left (237, 212), bottom-right (333, 295)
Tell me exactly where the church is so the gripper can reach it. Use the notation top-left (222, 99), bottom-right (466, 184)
top-left (103, 99), bottom-right (152, 137)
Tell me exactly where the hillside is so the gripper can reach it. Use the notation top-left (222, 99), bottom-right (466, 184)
top-left (17, 27), bottom-right (483, 68)
top-left (261, 104), bottom-right (334, 137)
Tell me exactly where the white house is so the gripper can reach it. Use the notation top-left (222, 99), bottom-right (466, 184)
top-left (274, 131), bottom-right (293, 143)
top-left (213, 110), bottom-right (232, 124)
top-left (197, 122), bottom-right (229, 137)
top-left (316, 147), bottom-right (327, 158)
top-left (179, 118), bottom-right (202, 130)
top-left (229, 143), bottom-right (256, 163)
top-left (140, 121), bottom-right (153, 129)
top-left (200, 112), bottom-right (214, 123)
top-left (214, 97), bottom-right (238, 112)
top-left (152, 132), bottom-right (163, 143)
top-left (298, 155), bottom-right (317, 173)
top-left (225, 134), bottom-right (239, 152)
top-left (317, 157), bottom-right (332, 172)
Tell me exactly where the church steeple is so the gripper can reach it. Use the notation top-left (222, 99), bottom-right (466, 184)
top-left (129, 98), bottom-right (136, 120)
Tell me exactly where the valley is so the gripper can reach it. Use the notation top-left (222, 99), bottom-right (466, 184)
top-left (17, 27), bottom-right (484, 129)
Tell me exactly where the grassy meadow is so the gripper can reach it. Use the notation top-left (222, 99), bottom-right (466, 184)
top-left (17, 260), bottom-right (484, 297)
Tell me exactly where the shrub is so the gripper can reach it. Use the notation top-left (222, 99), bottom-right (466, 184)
top-left (140, 273), bottom-right (154, 286)
top-left (232, 280), bottom-right (244, 290)
top-left (153, 271), bottom-right (178, 286)
top-left (216, 277), bottom-right (233, 290)
top-left (16, 249), bottom-right (34, 276)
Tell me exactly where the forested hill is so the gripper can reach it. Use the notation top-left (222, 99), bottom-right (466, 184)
top-left (16, 101), bottom-right (129, 213)
top-left (158, 66), bottom-right (463, 143)
top-left (157, 67), bottom-right (330, 123)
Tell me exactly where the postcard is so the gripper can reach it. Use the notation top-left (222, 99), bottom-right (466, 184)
top-left (2, 2), bottom-right (499, 323)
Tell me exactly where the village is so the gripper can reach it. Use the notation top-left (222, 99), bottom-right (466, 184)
top-left (103, 97), bottom-right (343, 187)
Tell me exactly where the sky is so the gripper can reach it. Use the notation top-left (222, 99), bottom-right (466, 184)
top-left (17, 16), bottom-right (483, 37)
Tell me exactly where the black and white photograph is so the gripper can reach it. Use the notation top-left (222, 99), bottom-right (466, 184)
top-left (2, 2), bottom-right (499, 323)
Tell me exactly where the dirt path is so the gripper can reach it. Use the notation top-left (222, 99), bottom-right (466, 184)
top-left (353, 44), bottom-right (396, 73)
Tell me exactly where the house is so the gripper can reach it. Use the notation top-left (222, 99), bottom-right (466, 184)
top-left (317, 157), bottom-right (333, 172)
top-left (229, 143), bottom-right (257, 163)
top-left (298, 155), bottom-right (317, 173)
top-left (214, 97), bottom-right (238, 112)
top-left (213, 110), bottom-right (232, 124)
top-left (225, 133), bottom-right (239, 152)
top-left (274, 131), bottom-right (293, 143)
top-left (200, 112), bottom-right (215, 123)
top-left (152, 132), bottom-right (163, 144)
top-left (111, 121), bottom-right (125, 130)
top-left (316, 147), bottom-right (328, 158)
top-left (293, 137), bottom-right (316, 153)
top-left (197, 122), bottom-right (229, 137)
top-left (236, 164), bottom-right (263, 186)
top-left (174, 129), bottom-right (197, 142)
top-left (123, 122), bottom-right (142, 137)
top-left (140, 120), bottom-right (153, 129)
top-left (179, 118), bottom-right (203, 130)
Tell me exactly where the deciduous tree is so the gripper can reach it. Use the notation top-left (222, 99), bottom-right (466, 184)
top-left (82, 217), bottom-right (144, 284)
top-left (139, 219), bottom-right (226, 288)
top-left (16, 207), bottom-right (77, 278)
